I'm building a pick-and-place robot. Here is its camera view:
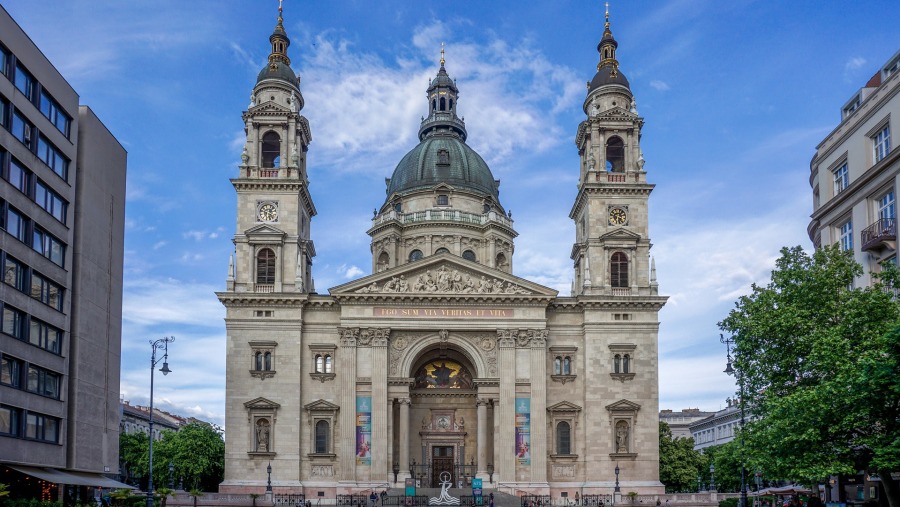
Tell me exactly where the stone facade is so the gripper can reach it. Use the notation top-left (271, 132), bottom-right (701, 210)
top-left (220, 6), bottom-right (666, 498)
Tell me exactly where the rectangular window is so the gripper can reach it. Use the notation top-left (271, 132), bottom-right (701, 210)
top-left (26, 365), bottom-right (61, 399)
top-left (874, 125), bottom-right (891, 163)
top-left (833, 162), bottom-right (849, 194)
top-left (4, 255), bottom-right (27, 292)
top-left (5, 206), bottom-right (28, 242)
top-left (7, 157), bottom-right (31, 195)
top-left (0, 96), bottom-right (8, 129)
top-left (840, 220), bottom-right (853, 251)
top-left (35, 180), bottom-right (67, 223)
top-left (14, 63), bottom-right (35, 102)
top-left (0, 405), bottom-right (21, 436)
top-left (25, 412), bottom-right (59, 443)
top-left (28, 318), bottom-right (62, 354)
top-left (32, 227), bottom-right (65, 266)
top-left (31, 271), bottom-right (64, 311)
top-left (2, 306), bottom-right (26, 340)
top-left (1, 355), bottom-right (22, 387)
top-left (437, 194), bottom-right (449, 206)
top-left (0, 45), bottom-right (9, 77)
top-left (11, 110), bottom-right (33, 148)
top-left (37, 136), bottom-right (69, 180)
top-left (39, 90), bottom-right (70, 138)
top-left (879, 191), bottom-right (896, 220)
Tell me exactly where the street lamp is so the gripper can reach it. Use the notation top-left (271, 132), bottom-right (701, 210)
top-left (147, 336), bottom-right (174, 507)
top-left (721, 333), bottom-right (748, 507)
top-left (266, 462), bottom-right (273, 492)
top-left (709, 463), bottom-right (715, 492)
top-left (697, 474), bottom-right (702, 492)
top-left (614, 463), bottom-right (620, 493)
top-left (168, 462), bottom-right (175, 490)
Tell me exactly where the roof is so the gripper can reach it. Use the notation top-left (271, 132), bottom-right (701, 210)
top-left (386, 134), bottom-right (498, 199)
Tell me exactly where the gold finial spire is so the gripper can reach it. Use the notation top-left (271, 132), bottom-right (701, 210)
top-left (605, 2), bottom-right (610, 29)
top-left (278, 0), bottom-right (284, 24)
top-left (440, 42), bottom-right (446, 67)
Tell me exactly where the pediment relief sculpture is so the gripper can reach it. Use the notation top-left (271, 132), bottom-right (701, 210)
top-left (355, 265), bottom-right (532, 295)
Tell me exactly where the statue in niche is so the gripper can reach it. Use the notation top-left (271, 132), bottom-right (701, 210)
top-left (615, 421), bottom-right (629, 453)
top-left (422, 415), bottom-right (431, 430)
top-left (457, 416), bottom-right (465, 430)
top-left (256, 419), bottom-right (271, 452)
top-left (249, 94), bottom-right (256, 108)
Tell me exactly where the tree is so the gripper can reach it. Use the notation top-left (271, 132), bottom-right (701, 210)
top-left (704, 440), bottom-right (743, 493)
top-left (659, 422), bottom-right (707, 492)
top-left (119, 431), bottom-right (150, 487)
top-left (719, 245), bottom-right (900, 507)
top-left (155, 423), bottom-right (225, 491)
top-left (155, 488), bottom-right (172, 507)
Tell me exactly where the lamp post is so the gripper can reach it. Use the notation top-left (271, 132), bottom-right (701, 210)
top-left (266, 462), bottom-right (273, 493)
top-left (709, 463), bottom-right (715, 492)
top-left (614, 463), bottom-right (620, 493)
top-left (168, 462), bottom-right (175, 490)
top-left (722, 333), bottom-right (748, 507)
top-left (697, 474), bottom-right (702, 492)
top-left (147, 337), bottom-right (174, 507)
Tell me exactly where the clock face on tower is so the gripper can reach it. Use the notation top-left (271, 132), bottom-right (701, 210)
top-left (258, 202), bottom-right (278, 222)
top-left (608, 206), bottom-right (627, 226)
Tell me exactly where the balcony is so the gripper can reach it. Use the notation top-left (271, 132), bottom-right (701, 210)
top-left (255, 284), bottom-right (274, 293)
top-left (861, 218), bottom-right (896, 252)
top-left (371, 209), bottom-right (513, 229)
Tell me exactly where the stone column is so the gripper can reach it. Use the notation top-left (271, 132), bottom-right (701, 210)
top-left (476, 397), bottom-right (489, 480)
top-left (497, 330), bottom-right (517, 484)
top-left (398, 398), bottom-right (411, 482)
top-left (339, 328), bottom-right (358, 482)
top-left (529, 330), bottom-right (549, 484)
top-left (492, 398), bottom-right (500, 486)
top-left (372, 329), bottom-right (390, 482)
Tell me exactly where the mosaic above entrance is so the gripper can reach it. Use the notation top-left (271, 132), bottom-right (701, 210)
top-left (413, 360), bottom-right (474, 389)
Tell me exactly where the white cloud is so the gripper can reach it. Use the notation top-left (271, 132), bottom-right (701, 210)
top-left (650, 79), bottom-right (671, 91)
top-left (152, 241), bottom-right (167, 250)
top-left (344, 265), bottom-right (364, 279)
top-left (844, 56), bottom-right (867, 72)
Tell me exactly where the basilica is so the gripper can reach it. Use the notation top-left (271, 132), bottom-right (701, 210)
top-left (219, 4), bottom-right (667, 498)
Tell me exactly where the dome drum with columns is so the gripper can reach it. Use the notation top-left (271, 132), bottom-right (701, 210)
top-left (220, 4), bottom-right (666, 498)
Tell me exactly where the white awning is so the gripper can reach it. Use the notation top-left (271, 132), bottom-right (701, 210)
top-left (9, 465), bottom-right (135, 489)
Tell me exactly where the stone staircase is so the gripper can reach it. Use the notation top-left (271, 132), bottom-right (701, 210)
top-left (384, 488), bottom-right (521, 507)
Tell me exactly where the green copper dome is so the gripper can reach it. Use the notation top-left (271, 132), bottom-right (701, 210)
top-left (257, 61), bottom-right (299, 86)
top-left (386, 136), bottom-right (498, 199)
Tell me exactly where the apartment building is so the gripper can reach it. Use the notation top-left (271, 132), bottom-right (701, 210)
top-left (0, 4), bottom-right (127, 500)
top-left (809, 49), bottom-right (900, 286)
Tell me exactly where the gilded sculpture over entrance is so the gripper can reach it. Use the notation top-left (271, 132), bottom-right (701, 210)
top-left (414, 360), bottom-right (474, 389)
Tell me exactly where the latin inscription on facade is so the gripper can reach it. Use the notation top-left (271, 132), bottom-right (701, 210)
top-left (373, 307), bottom-right (513, 318)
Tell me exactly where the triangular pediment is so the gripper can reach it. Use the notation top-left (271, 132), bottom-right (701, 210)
top-left (304, 399), bottom-right (340, 412)
top-left (599, 227), bottom-right (642, 241)
top-left (547, 401), bottom-right (582, 413)
top-left (605, 399), bottom-right (641, 413)
top-left (245, 224), bottom-right (287, 240)
top-left (244, 397), bottom-right (281, 410)
top-left (330, 252), bottom-right (558, 297)
top-left (431, 183), bottom-right (457, 192)
top-left (249, 101), bottom-right (292, 114)
top-left (595, 106), bottom-right (638, 121)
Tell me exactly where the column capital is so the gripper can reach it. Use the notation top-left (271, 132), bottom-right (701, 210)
top-left (497, 329), bottom-right (516, 348)
top-left (338, 327), bottom-right (358, 347)
top-left (357, 327), bottom-right (391, 347)
top-left (398, 398), bottom-right (411, 406)
top-left (529, 329), bottom-right (549, 348)
top-left (476, 398), bottom-right (491, 407)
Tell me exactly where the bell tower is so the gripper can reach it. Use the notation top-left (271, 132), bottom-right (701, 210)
top-left (570, 6), bottom-right (658, 297)
top-left (228, 1), bottom-right (316, 294)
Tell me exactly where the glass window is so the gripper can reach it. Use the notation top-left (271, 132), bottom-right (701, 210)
top-left (437, 194), bottom-right (449, 206)
top-left (2, 306), bottom-right (25, 339)
top-left (840, 220), bottom-right (853, 251)
top-left (563, 356), bottom-right (572, 375)
top-left (11, 110), bottom-right (33, 148)
top-left (39, 90), bottom-right (70, 137)
top-left (37, 136), bottom-right (69, 180)
top-left (256, 248), bottom-right (275, 285)
top-left (874, 125), bottom-right (891, 163)
top-left (554, 356), bottom-right (561, 375)
top-left (0, 405), bottom-right (20, 436)
top-left (557, 421), bottom-right (571, 455)
top-left (409, 249), bottom-right (424, 262)
top-left (29, 318), bottom-right (62, 354)
top-left (610, 252), bottom-right (629, 288)
top-left (254, 352), bottom-right (263, 371)
top-left (33, 227), bottom-right (65, 266)
top-left (462, 250), bottom-right (476, 262)
top-left (25, 412), bottom-right (59, 443)
top-left (623, 354), bottom-right (631, 374)
top-left (35, 180), bottom-right (67, 223)
top-left (15, 63), bottom-right (35, 101)
top-left (315, 420), bottom-right (329, 453)
top-left (5, 206), bottom-right (27, 242)
top-left (324, 355), bottom-right (332, 373)
top-left (879, 191), bottom-right (895, 221)
top-left (614, 354), bottom-right (621, 373)
top-left (1, 355), bottom-right (22, 387)
top-left (27, 365), bottom-right (60, 398)
top-left (833, 162), bottom-right (849, 195)
top-left (0, 97), bottom-right (8, 128)
top-left (8, 158), bottom-right (31, 194)
top-left (31, 271), bottom-right (64, 311)
top-left (264, 352), bottom-right (272, 371)
top-left (315, 354), bottom-right (323, 373)
top-left (4, 255), bottom-right (27, 292)
top-left (0, 45), bottom-right (9, 77)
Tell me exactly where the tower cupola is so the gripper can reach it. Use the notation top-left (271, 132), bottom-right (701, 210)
top-left (256, 0), bottom-right (299, 87)
top-left (420, 45), bottom-right (468, 141)
top-left (587, 4), bottom-right (631, 95)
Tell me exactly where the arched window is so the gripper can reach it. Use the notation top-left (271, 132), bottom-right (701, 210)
top-left (261, 131), bottom-right (281, 168)
top-left (255, 352), bottom-right (263, 371)
top-left (409, 250), bottom-right (424, 262)
top-left (557, 421), bottom-right (571, 455)
top-left (324, 355), bottom-right (333, 374)
top-left (264, 352), bottom-right (272, 371)
top-left (563, 356), bottom-right (571, 375)
top-left (440, 97), bottom-right (446, 111)
top-left (606, 136), bottom-right (625, 172)
top-left (315, 354), bottom-right (324, 373)
top-left (496, 253), bottom-right (508, 271)
top-left (554, 357), bottom-right (562, 375)
top-left (462, 250), bottom-right (476, 262)
top-left (610, 252), bottom-right (628, 288)
top-left (435, 247), bottom-right (449, 255)
top-left (614, 354), bottom-right (622, 373)
top-left (449, 99), bottom-right (454, 111)
top-left (623, 354), bottom-right (631, 374)
top-left (377, 252), bottom-right (390, 272)
top-left (432, 99), bottom-right (436, 112)
top-left (315, 420), bottom-right (329, 454)
top-left (256, 248), bottom-right (276, 285)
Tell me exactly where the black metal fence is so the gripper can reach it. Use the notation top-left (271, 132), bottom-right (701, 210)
top-left (580, 495), bottom-right (612, 507)
top-left (408, 463), bottom-right (479, 487)
top-left (274, 494), bottom-right (306, 507)
top-left (336, 495), bottom-right (369, 507)
top-left (382, 496), bottom-right (429, 507)
top-left (520, 495), bottom-right (552, 507)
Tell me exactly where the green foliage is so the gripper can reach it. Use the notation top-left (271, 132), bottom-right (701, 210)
top-left (658, 422), bottom-right (707, 492)
top-left (120, 422), bottom-right (225, 492)
top-left (109, 488), bottom-right (133, 507)
top-left (0, 483), bottom-right (9, 497)
top-left (719, 499), bottom-right (739, 507)
top-left (704, 440), bottom-right (743, 493)
top-left (719, 245), bottom-right (900, 506)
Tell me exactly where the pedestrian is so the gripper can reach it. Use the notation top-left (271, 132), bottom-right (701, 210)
top-left (370, 491), bottom-right (378, 507)
top-left (665, 500), bottom-right (670, 507)
top-left (656, 500), bottom-right (661, 507)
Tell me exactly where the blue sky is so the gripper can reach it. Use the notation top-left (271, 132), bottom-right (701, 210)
top-left (4, 1), bottom-right (899, 427)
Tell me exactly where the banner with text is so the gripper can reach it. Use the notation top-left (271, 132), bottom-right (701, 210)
top-left (356, 396), bottom-right (371, 465)
top-left (515, 397), bottom-right (531, 465)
